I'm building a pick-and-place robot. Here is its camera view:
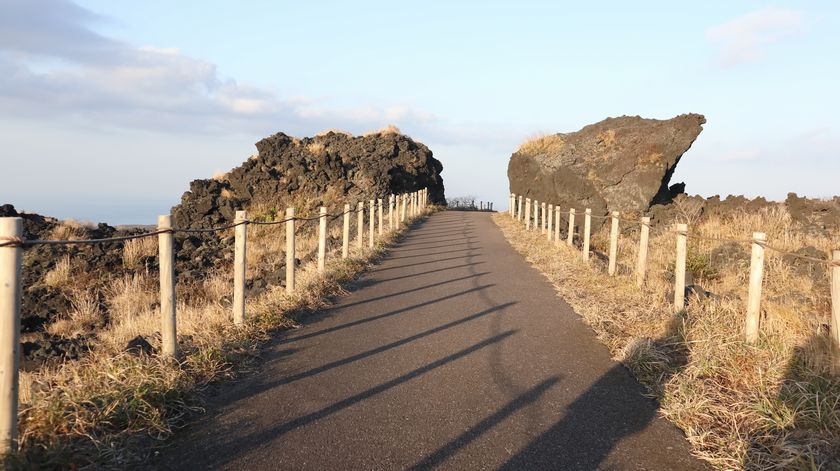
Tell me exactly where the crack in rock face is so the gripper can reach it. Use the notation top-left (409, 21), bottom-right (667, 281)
top-left (507, 114), bottom-right (705, 224)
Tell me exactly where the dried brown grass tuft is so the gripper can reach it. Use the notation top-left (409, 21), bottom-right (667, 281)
top-left (493, 210), bottom-right (840, 470)
top-left (122, 236), bottom-right (157, 268)
top-left (306, 142), bottom-right (326, 155)
top-left (516, 133), bottom-right (566, 155)
top-left (363, 124), bottom-right (401, 137)
top-left (47, 291), bottom-right (104, 337)
top-left (48, 220), bottom-right (94, 241)
top-left (315, 129), bottom-right (353, 138)
top-left (44, 256), bottom-right (72, 288)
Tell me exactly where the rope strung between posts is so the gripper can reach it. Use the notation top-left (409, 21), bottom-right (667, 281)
top-left (522, 202), bottom-right (838, 268)
top-left (0, 197), bottom-right (396, 248)
top-left (672, 229), bottom-right (840, 267)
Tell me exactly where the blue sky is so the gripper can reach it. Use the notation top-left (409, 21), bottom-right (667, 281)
top-left (1, 1), bottom-right (838, 224)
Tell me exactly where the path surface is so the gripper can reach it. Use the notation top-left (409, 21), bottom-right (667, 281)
top-left (158, 211), bottom-right (707, 470)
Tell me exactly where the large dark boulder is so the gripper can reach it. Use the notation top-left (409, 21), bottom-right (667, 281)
top-left (507, 114), bottom-right (705, 221)
top-left (173, 130), bottom-right (445, 229)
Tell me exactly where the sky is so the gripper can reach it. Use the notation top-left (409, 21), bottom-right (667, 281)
top-left (1, 0), bottom-right (838, 224)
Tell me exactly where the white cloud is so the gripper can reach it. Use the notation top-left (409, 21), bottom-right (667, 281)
top-left (705, 8), bottom-right (803, 67)
top-left (0, 0), bottom-right (438, 136)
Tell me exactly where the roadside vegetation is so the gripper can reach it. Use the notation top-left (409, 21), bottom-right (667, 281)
top-left (12, 206), bottom-right (431, 469)
top-left (493, 209), bottom-right (839, 470)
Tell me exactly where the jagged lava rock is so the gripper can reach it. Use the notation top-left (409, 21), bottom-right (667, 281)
top-left (507, 114), bottom-right (705, 220)
top-left (173, 131), bottom-right (445, 229)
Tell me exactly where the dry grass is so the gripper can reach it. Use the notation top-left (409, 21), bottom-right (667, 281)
top-left (516, 133), bottom-right (566, 155)
top-left (211, 170), bottom-right (228, 182)
top-left (15, 203), bottom-right (434, 468)
top-left (48, 220), bottom-right (94, 241)
top-left (493, 209), bottom-right (840, 470)
top-left (47, 291), bottom-right (104, 337)
top-left (363, 124), bottom-right (401, 137)
top-left (122, 236), bottom-right (157, 268)
top-left (306, 142), bottom-right (326, 155)
top-left (44, 256), bottom-right (72, 288)
top-left (315, 129), bottom-right (353, 138)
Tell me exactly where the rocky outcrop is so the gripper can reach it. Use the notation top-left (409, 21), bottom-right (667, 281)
top-left (3, 130), bottom-right (445, 370)
top-left (173, 130), bottom-right (445, 229)
top-left (507, 114), bottom-right (705, 221)
top-left (648, 193), bottom-right (840, 235)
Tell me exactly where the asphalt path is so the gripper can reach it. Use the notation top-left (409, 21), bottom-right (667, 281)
top-left (157, 211), bottom-right (708, 470)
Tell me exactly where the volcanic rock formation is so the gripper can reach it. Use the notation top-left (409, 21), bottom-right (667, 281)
top-left (173, 130), bottom-right (445, 229)
top-left (4, 129), bottom-right (444, 369)
top-left (507, 114), bottom-right (705, 220)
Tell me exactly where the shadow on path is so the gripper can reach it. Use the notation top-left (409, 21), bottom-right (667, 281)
top-left (282, 284), bottom-right (496, 345)
top-left (409, 376), bottom-right (561, 470)
top-left (172, 330), bottom-right (519, 470)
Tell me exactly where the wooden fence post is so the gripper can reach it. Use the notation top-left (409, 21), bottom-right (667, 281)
top-left (233, 210), bottom-right (247, 325)
top-left (389, 195), bottom-right (394, 231)
top-left (636, 217), bottom-right (650, 288)
top-left (286, 208), bottom-right (296, 293)
top-left (831, 250), bottom-right (840, 358)
top-left (157, 215), bottom-right (177, 359)
top-left (317, 207), bottom-right (327, 273)
top-left (547, 204), bottom-right (553, 241)
top-left (510, 194), bottom-right (514, 217)
top-left (378, 198), bottom-right (384, 236)
top-left (554, 206), bottom-right (561, 245)
top-left (673, 223), bottom-right (688, 312)
top-left (608, 211), bottom-right (619, 276)
top-left (517, 196), bottom-right (523, 221)
top-left (0, 217), bottom-right (22, 454)
top-left (525, 198), bottom-right (531, 230)
top-left (369, 200), bottom-right (375, 248)
top-left (541, 202), bottom-right (547, 234)
top-left (533, 200), bottom-right (539, 231)
top-left (342, 204), bottom-right (350, 259)
top-left (567, 208), bottom-right (575, 246)
top-left (401, 194), bottom-right (407, 222)
top-left (357, 202), bottom-right (364, 248)
top-left (745, 232), bottom-right (767, 343)
top-left (583, 209), bottom-right (591, 261)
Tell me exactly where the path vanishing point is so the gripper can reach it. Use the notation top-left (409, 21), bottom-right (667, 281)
top-left (157, 211), bottom-right (708, 470)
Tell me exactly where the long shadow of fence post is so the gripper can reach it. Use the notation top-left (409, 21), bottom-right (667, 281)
top-left (493, 313), bottom-right (703, 470)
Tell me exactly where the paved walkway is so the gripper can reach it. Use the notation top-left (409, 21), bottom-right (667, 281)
top-left (157, 211), bottom-right (707, 470)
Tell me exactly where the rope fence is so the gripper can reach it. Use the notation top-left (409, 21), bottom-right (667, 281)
top-left (0, 205), bottom-right (381, 248)
top-left (508, 192), bottom-right (840, 355)
top-left (0, 187), bottom-right (431, 453)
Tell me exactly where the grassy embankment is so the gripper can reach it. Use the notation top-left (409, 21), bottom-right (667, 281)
top-left (493, 208), bottom-right (839, 470)
top-left (12, 202), bottom-right (433, 469)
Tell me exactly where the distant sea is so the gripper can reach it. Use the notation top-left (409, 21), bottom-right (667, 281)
top-left (4, 194), bottom-right (179, 226)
